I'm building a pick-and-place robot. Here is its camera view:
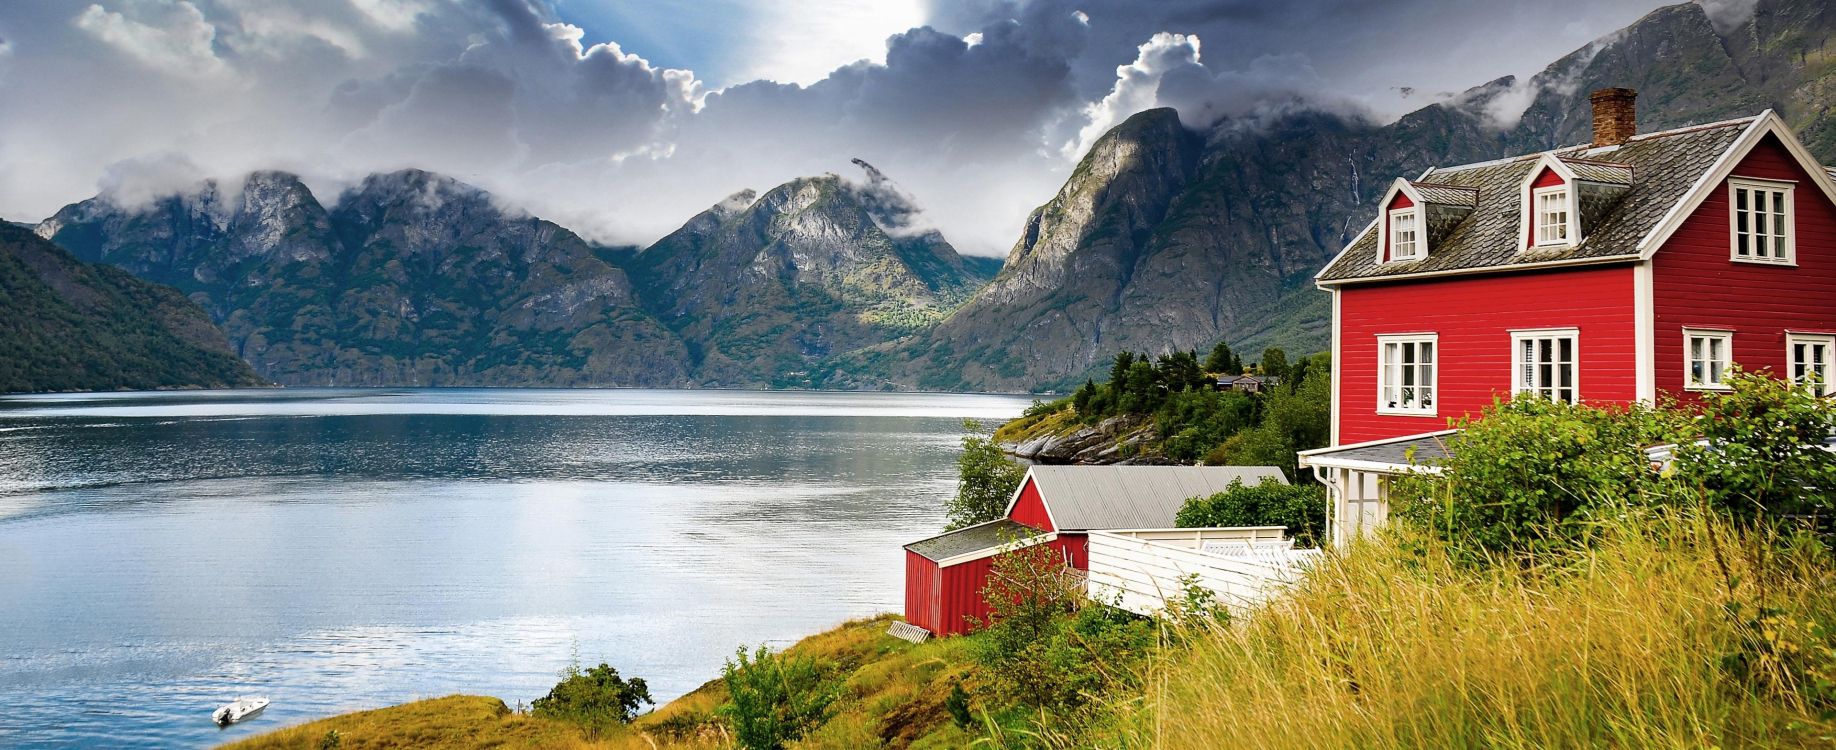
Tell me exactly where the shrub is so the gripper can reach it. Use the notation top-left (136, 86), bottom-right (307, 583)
top-left (1671, 370), bottom-right (1836, 527)
top-left (946, 419), bottom-right (1027, 530)
top-left (968, 539), bottom-right (1155, 713)
top-left (531, 662), bottom-right (654, 736)
top-left (1388, 396), bottom-right (1683, 555)
top-left (1176, 478), bottom-right (1328, 547)
top-left (720, 645), bottom-right (838, 750)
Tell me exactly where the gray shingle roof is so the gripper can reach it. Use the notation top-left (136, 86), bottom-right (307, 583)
top-left (905, 519), bottom-right (1040, 562)
top-left (1301, 432), bottom-right (1456, 470)
top-left (1027, 465), bottom-right (1289, 531)
top-left (1320, 118), bottom-right (1752, 283)
top-left (1562, 158), bottom-right (1635, 185)
top-left (1413, 182), bottom-right (1479, 207)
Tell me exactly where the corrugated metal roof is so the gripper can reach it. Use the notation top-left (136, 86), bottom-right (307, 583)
top-left (1029, 466), bottom-right (1289, 531)
top-left (904, 519), bottom-right (1039, 562)
top-left (1320, 117), bottom-right (1752, 283)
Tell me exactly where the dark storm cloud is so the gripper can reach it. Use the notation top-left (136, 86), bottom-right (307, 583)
top-left (0, 0), bottom-right (1681, 256)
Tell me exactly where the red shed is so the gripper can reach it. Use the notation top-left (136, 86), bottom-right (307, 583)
top-left (902, 465), bottom-right (1287, 636)
top-left (1300, 90), bottom-right (1836, 546)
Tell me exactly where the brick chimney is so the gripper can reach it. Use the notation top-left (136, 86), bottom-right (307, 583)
top-left (1590, 88), bottom-right (1637, 147)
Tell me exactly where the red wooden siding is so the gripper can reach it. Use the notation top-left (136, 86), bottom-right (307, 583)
top-left (910, 535), bottom-right (1088, 637)
top-left (903, 550), bottom-right (940, 633)
top-left (1056, 533), bottom-right (1089, 570)
top-left (1651, 133), bottom-right (1836, 403)
top-left (1532, 167), bottom-right (1565, 188)
top-left (1383, 191), bottom-right (1413, 262)
top-left (936, 554), bottom-right (997, 636)
top-left (1336, 265), bottom-right (1638, 444)
top-left (1008, 478), bottom-right (1054, 531)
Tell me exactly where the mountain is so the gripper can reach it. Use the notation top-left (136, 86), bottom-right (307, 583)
top-left (38, 170), bottom-right (691, 387)
top-left (626, 164), bottom-right (998, 387)
top-left (0, 222), bottom-right (264, 393)
top-left (878, 0), bottom-right (1836, 392)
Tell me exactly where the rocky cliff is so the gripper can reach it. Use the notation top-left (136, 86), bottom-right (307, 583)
top-left (39, 170), bottom-right (691, 387)
top-left (0, 222), bottom-right (264, 393)
top-left (627, 164), bottom-right (998, 387)
top-left (878, 0), bottom-right (1836, 392)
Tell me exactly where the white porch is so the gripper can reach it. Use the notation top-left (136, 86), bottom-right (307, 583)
top-left (1298, 430), bottom-right (1455, 548)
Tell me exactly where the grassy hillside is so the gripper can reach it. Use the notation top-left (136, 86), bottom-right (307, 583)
top-left (221, 616), bottom-right (985, 750)
top-left (1111, 511), bottom-right (1836, 749)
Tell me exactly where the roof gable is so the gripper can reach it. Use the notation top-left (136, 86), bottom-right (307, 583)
top-left (1636, 111), bottom-right (1836, 260)
top-left (1317, 115), bottom-right (1756, 286)
top-left (1003, 465), bottom-right (1289, 531)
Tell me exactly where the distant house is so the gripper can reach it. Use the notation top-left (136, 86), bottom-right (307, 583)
top-left (902, 465), bottom-right (1287, 637)
top-left (1217, 374), bottom-right (1281, 393)
top-left (1300, 89), bottom-right (1836, 546)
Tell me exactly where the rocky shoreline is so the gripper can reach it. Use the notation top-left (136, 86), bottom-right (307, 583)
top-left (1000, 414), bottom-right (1180, 465)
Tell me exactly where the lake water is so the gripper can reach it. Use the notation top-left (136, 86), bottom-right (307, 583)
top-left (0, 388), bottom-right (1031, 749)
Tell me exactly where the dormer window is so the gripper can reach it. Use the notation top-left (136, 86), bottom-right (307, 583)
top-left (1533, 186), bottom-right (1571, 246)
top-left (1389, 209), bottom-right (1420, 261)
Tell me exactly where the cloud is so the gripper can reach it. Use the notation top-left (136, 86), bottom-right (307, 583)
top-left (1067, 33), bottom-right (1344, 158)
top-left (847, 158), bottom-right (934, 237)
top-left (75, 0), bottom-right (230, 79)
top-left (1695, 0), bottom-right (1759, 34)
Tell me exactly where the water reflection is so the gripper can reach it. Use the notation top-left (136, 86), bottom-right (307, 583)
top-left (0, 388), bottom-right (1028, 748)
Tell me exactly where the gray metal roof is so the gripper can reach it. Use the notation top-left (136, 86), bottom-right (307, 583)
top-left (904, 519), bottom-right (1039, 562)
top-left (1027, 465), bottom-right (1289, 531)
top-left (1320, 117), bottom-right (1751, 283)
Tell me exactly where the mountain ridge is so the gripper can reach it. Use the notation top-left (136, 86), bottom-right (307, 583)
top-left (0, 222), bottom-right (265, 393)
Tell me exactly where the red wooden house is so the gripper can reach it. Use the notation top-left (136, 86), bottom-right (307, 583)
top-left (1300, 89), bottom-right (1836, 544)
top-left (902, 465), bottom-right (1285, 636)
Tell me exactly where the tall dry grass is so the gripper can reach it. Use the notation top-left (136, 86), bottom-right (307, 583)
top-left (1115, 510), bottom-right (1836, 749)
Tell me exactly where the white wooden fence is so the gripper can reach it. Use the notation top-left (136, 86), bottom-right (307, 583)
top-left (1085, 528), bottom-right (1321, 617)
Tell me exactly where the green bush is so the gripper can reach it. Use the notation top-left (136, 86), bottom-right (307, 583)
top-left (719, 645), bottom-right (839, 750)
top-left (1388, 397), bottom-right (1682, 556)
top-left (531, 662), bottom-right (654, 736)
top-left (1671, 370), bottom-right (1836, 526)
top-left (1175, 477), bottom-right (1328, 547)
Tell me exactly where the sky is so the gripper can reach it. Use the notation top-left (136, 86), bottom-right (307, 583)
top-left (0, 0), bottom-right (1730, 256)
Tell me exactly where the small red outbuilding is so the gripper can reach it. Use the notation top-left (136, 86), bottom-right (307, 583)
top-left (902, 465), bottom-right (1288, 636)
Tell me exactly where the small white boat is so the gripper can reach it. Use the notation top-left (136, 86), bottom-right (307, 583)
top-left (213, 696), bottom-right (270, 726)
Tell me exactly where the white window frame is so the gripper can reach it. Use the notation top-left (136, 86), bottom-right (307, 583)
top-left (1683, 329), bottom-right (1734, 392)
top-left (1531, 186), bottom-right (1574, 248)
top-left (1387, 207), bottom-right (1422, 262)
top-left (1787, 333), bottom-right (1835, 396)
top-left (1510, 328), bottom-right (1580, 404)
top-left (1729, 177), bottom-right (1795, 265)
top-left (1376, 334), bottom-right (1437, 416)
